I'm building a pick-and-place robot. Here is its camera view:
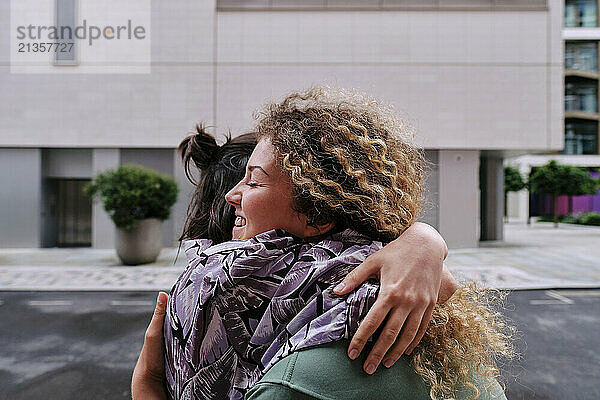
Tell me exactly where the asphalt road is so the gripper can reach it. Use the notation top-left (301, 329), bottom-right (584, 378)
top-left (0, 289), bottom-right (598, 400)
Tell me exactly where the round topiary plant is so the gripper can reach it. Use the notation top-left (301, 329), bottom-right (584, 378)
top-left (84, 164), bottom-right (179, 231)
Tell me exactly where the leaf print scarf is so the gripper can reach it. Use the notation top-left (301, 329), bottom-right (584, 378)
top-left (164, 228), bottom-right (383, 400)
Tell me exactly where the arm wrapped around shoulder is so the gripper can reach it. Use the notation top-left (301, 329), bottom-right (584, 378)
top-left (411, 283), bottom-right (517, 400)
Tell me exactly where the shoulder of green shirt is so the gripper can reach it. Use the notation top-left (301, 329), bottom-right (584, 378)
top-left (245, 341), bottom-right (507, 400)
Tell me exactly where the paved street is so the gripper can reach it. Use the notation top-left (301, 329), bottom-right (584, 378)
top-left (0, 292), bottom-right (152, 400)
top-left (502, 289), bottom-right (600, 400)
top-left (0, 290), bottom-right (599, 400)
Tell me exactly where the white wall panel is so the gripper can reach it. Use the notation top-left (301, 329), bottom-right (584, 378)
top-left (218, 11), bottom-right (547, 64)
top-left (216, 64), bottom-right (551, 150)
top-left (151, 0), bottom-right (215, 63)
top-left (0, 149), bottom-right (41, 247)
top-left (438, 150), bottom-right (479, 248)
top-left (0, 66), bottom-right (213, 147)
top-left (91, 149), bottom-right (119, 249)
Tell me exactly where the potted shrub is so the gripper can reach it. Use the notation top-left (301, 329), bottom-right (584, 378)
top-left (85, 164), bottom-right (179, 265)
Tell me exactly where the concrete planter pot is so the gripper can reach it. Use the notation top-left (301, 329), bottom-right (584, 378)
top-left (116, 218), bottom-right (163, 265)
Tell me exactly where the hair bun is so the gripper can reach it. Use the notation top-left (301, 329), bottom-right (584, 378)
top-left (178, 123), bottom-right (219, 184)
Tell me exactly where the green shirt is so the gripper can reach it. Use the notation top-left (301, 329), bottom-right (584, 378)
top-left (246, 340), bottom-right (507, 400)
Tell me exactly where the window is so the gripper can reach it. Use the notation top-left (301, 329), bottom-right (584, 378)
top-left (565, 0), bottom-right (597, 27)
top-left (565, 81), bottom-right (598, 113)
top-left (565, 42), bottom-right (598, 72)
top-left (564, 121), bottom-right (598, 154)
top-left (54, 0), bottom-right (77, 64)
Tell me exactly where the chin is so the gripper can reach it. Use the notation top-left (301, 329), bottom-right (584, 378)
top-left (231, 226), bottom-right (246, 240)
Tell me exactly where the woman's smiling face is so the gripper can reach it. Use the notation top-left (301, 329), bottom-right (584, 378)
top-left (225, 139), bottom-right (317, 240)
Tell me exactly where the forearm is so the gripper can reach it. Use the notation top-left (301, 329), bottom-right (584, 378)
top-left (395, 222), bottom-right (455, 303)
top-left (438, 264), bottom-right (458, 304)
top-left (398, 222), bottom-right (448, 263)
top-left (131, 374), bottom-right (167, 400)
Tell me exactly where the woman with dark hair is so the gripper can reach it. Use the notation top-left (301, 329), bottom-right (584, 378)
top-left (178, 128), bottom-right (257, 244)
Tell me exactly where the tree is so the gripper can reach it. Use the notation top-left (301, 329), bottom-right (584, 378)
top-left (504, 166), bottom-right (526, 222)
top-left (528, 160), bottom-right (599, 227)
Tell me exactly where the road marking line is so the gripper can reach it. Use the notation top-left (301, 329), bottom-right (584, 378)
top-left (28, 300), bottom-right (73, 306)
top-left (110, 300), bottom-right (154, 306)
top-left (554, 290), bottom-right (600, 297)
top-left (545, 290), bottom-right (575, 304)
top-left (0, 299), bottom-right (4, 306)
top-left (529, 300), bottom-right (569, 305)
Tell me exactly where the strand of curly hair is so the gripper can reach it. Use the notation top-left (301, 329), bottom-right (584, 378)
top-left (414, 284), bottom-right (517, 400)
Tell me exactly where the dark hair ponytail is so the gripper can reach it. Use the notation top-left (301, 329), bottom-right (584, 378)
top-left (178, 123), bottom-right (219, 185)
top-left (178, 124), bottom-right (256, 244)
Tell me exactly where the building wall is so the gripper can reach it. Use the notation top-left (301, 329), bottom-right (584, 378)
top-left (91, 149), bottom-right (120, 249)
top-left (214, 7), bottom-right (562, 152)
top-left (507, 190), bottom-right (525, 220)
top-left (438, 150), bottom-right (480, 248)
top-left (0, 0), bottom-right (216, 148)
top-left (0, 1), bottom-right (563, 248)
top-left (211, 4), bottom-right (561, 247)
top-left (0, 1), bottom-right (562, 152)
top-left (421, 150), bottom-right (440, 229)
top-left (0, 149), bottom-right (41, 247)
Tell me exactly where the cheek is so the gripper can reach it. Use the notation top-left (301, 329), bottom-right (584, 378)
top-left (242, 193), bottom-right (272, 223)
top-left (244, 189), bottom-right (296, 227)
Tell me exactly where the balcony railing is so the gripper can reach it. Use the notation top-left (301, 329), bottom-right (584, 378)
top-left (564, 123), bottom-right (598, 154)
top-left (565, 83), bottom-right (598, 113)
top-left (566, 43), bottom-right (598, 72)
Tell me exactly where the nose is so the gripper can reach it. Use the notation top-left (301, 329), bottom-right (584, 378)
top-left (225, 181), bottom-right (242, 206)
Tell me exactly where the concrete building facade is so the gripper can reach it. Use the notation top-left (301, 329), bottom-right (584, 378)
top-left (0, 0), bottom-right (562, 249)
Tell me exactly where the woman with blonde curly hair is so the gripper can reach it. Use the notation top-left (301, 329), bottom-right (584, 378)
top-left (135, 87), bottom-right (513, 400)
top-left (239, 87), bottom-right (513, 400)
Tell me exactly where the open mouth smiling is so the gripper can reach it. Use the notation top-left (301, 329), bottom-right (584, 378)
top-left (234, 216), bottom-right (246, 228)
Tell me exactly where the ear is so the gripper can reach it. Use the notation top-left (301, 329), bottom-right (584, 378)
top-left (304, 221), bottom-right (335, 238)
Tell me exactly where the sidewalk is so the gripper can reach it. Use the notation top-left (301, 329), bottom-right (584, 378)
top-left (447, 220), bottom-right (600, 289)
top-left (1, 221), bottom-right (599, 291)
top-left (0, 247), bottom-right (187, 291)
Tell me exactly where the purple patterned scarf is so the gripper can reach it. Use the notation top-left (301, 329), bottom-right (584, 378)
top-left (164, 228), bottom-right (383, 400)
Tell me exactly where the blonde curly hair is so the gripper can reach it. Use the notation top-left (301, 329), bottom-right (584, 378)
top-left (255, 87), bottom-right (515, 399)
top-left (415, 284), bottom-right (517, 399)
top-left (255, 86), bottom-right (424, 242)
